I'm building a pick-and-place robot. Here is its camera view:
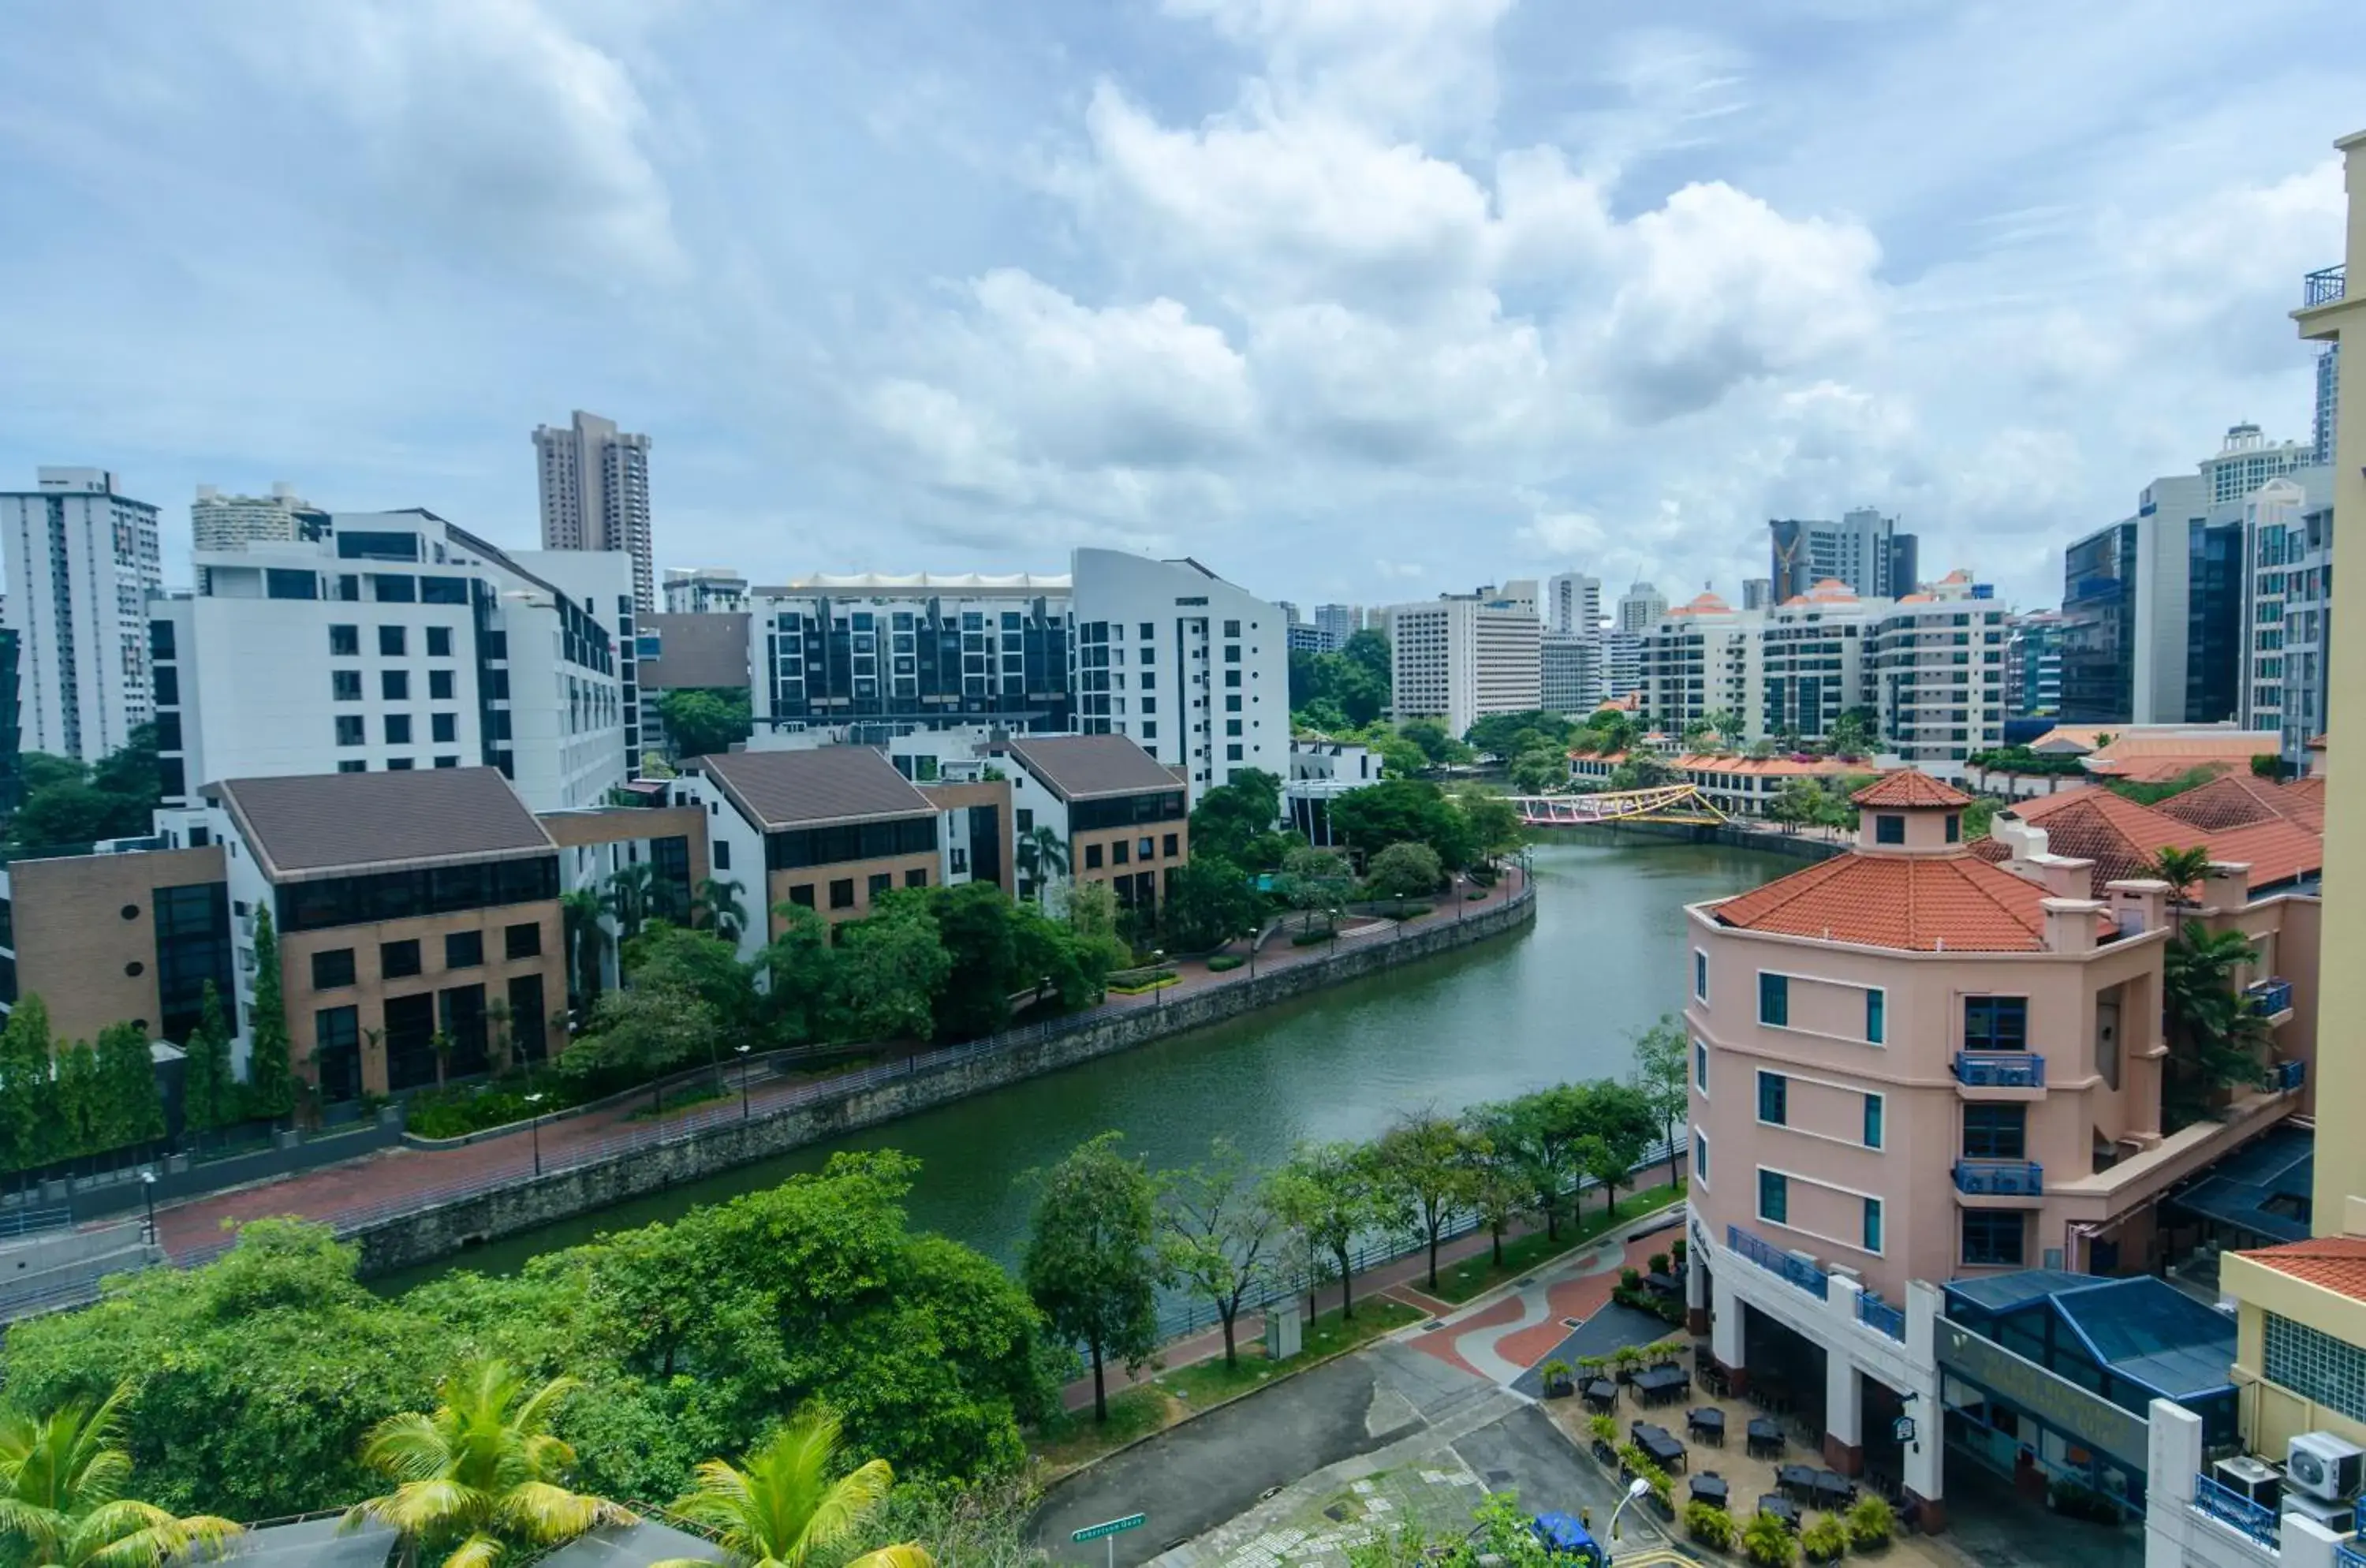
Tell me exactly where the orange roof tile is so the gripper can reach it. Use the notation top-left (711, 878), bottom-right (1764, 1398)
top-left (1712, 851), bottom-right (2066, 952)
top-left (1976, 786), bottom-right (2320, 891)
top-left (2206, 818), bottom-right (2323, 891)
top-left (2238, 1237), bottom-right (2366, 1301)
top-left (2155, 774), bottom-right (2325, 835)
top-left (1853, 771), bottom-right (1972, 808)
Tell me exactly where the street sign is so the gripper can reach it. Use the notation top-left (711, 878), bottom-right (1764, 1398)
top-left (1073, 1515), bottom-right (1147, 1544)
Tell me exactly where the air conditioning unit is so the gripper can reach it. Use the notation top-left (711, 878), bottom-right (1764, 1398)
top-left (2215, 1456), bottom-right (2282, 1508)
top-left (2282, 1492), bottom-right (2357, 1536)
top-left (2286, 1433), bottom-right (2364, 1503)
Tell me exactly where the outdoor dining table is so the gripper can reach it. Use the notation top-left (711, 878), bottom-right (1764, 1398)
top-left (1689, 1474), bottom-right (1730, 1510)
top-left (1581, 1379), bottom-right (1618, 1410)
top-left (1745, 1417), bottom-right (1786, 1457)
top-left (1777, 1465), bottom-right (1856, 1506)
top-left (1632, 1423), bottom-right (1687, 1473)
top-left (1758, 1495), bottom-right (1801, 1529)
top-left (1685, 1406), bottom-right (1726, 1444)
top-left (1633, 1365), bottom-right (1689, 1406)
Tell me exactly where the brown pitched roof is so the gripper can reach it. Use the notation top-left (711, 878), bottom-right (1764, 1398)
top-left (1711, 850), bottom-right (2065, 952)
top-left (639, 613), bottom-right (750, 691)
top-left (1853, 771), bottom-right (1972, 808)
top-left (1003, 734), bottom-right (1185, 801)
top-left (215, 767), bottom-right (554, 879)
top-left (693, 747), bottom-right (935, 830)
top-left (2155, 773), bottom-right (2325, 834)
top-left (1972, 784), bottom-right (2322, 891)
top-left (2237, 1237), bottom-right (2366, 1301)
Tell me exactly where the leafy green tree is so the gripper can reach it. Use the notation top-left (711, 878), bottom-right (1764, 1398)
top-left (181, 983), bottom-right (235, 1141)
top-left (1399, 719), bottom-right (1473, 767)
top-left (1480, 1088), bottom-right (1584, 1241)
top-left (17, 753), bottom-right (85, 795)
top-left (1454, 789), bottom-right (1525, 866)
top-left (244, 908), bottom-right (295, 1123)
top-left (1365, 842), bottom-right (1442, 911)
top-left (1960, 797), bottom-right (1999, 840)
top-left (929, 883), bottom-right (1020, 1041)
top-left (830, 897), bottom-right (953, 1043)
top-left (1607, 756), bottom-right (1675, 790)
top-left (1328, 779), bottom-right (1475, 870)
top-left (1509, 748), bottom-right (1565, 795)
top-left (1371, 1113), bottom-right (1478, 1290)
top-left (1015, 825), bottom-right (1068, 901)
top-left (1155, 1138), bottom-right (1278, 1366)
top-left (0, 1383), bottom-right (243, 1568)
top-left (94, 1021), bottom-right (164, 1155)
top-left (1279, 845), bottom-right (1354, 932)
top-left (1823, 707), bottom-right (1876, 758)
top-left (1629, 1014), bottom-right (1689, 1191)
top-left (2162, 921), bottom-right (2273, 1128)
top-left (756, 903), bottom-right (836, 1046)
top-left (2148, 845), bottom-right (2217, 917)
top-left (55, 1040), bottom-right (101, 1161)
top-left (345, 1357), bottom-right (626, 1568)
top-left (655, 687), bottom-right (754, 760)
top-left (650, 1409), bottom-right (928, 1568)
top-left (1062, 881), bottom-right (1133, 974)
top-left (559, 889), bottom-right (610, 1008)
top-left (1287, 635), bottom-right (1390, 730)
top-left (1457, 1116), bottom-right (1526, 1266)
top-left (1187, 769), bottom-right (1293, 871)
top-left (0, 995), bottom-right (59, 1176)
top-left (1009, 902), bottom-right (1105, 1010)
top-left (1270, 1140), bottom-right (1380, 1320)
top-left (559, 984), bottom-right (718, 1113)
top-left (1159, 856), bottom-right (1263, 953)
top-left (623, 922), bottom-right (759, 1039)
top-left (1465, 711), bottom-right (1573, 760)
top-left (7, 728), bottom-right (161, 850)
top-left (1021, 1132), bottom-right (1160, 1422)
top-left (603, 861), bottom-right (662, 939)
top-left (695, 877), bottom-right (748, 945)
top-left (1353, 725), bottom-right (1427, 780)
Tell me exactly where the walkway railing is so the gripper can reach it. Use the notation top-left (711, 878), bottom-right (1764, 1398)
top-left (1728, 1223), bottom-right (1829, 1300)
top-left (1954, 1159), bottom-right (2043, 1197)
top-left (2304, 264), bottom-right (2346, 308)
top-left (1857, 1292), bottom-right (1905, 1342)
top-left (2192, 1473), bottom-right (2280, 1549)
top-left (1952, 1051), bottom-right (2044, 1088)
top-left (2334, 1537), bottom-right (2366, 1568)
top-left (0, 1206), bottom-right (73, 1241)
top-left (2245, 978), bottom-right (2294, 1019)
top-left (2276, 1059), bottom-right (2308, 1092)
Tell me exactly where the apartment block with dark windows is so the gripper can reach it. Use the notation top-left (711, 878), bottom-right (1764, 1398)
top-left (0, 841), bottom-right (234, 1050)
top-left (999, 734), bottom-right (1189, 924)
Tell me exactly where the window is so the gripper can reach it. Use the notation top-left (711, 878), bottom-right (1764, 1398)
top-left (445, 930), bottom-right (483, 969)
top-left (374, 573), bottom-right (416, 603)
top-left (435, 756), bottom-right (459, 769)
top-left (1962, 1210), bottom-right (2024, 1267)
top-left (1113, 840), bottom-right (1129, 865)
top-left (1867, 988), bottom-right (1886, 1044)
top-left (1227, 744), bottom-right (1244, 760)
top-left (311, 948), bottom-right (356, 989)
top-left (1759, 973), bottom-right (1789, 1026)
top-left (1759, 1170), bottom-right (1788, 1225)
top-left (379, 670), bottom-right (407, 701)
top-left (828, 879), bottom-right (854, 909)
top-left (714, 840), bottom-right (731, 871)
top-left (1694, 1131), bottom-right (1709, 1184)
top-left (429, 670), bottom-right (455, 700)
top-left (1757, 1071), bottom-right (1788, 1125)
top-left (1164, 833), bottom-right (1179, 857)
top-left (1965, 995), bottom-right (2029, 1051)
top-left (1084, 842), bottom-right (1104, 870)
top-left (333, 670), bottom-right (361, 701)
top-left (339, 760), bottom-right (366, 773)
top-left (380, 939), bottom-right (422, 980)
top-left (330, 624), bottom-right (360, 657)
top-left (789, 884), bottom-right (815, 908)
top-left (1864, 1092), bottom-right (1884, 1149)
top-left (384, 715), bottom-right (412, 745)
top-left (1694, 949), bottom-right (1708, 1000)
top-left (867, 872), bottom-right (892, 898)
top-left (427, 625), bottom-right (453, 658)
top-left (1016, 808), bottom-right (1033, 833)
top-left (905, 868), bottom-right (928, 888)
top-left (1138, 836), bottom-right (1155, 860)
top-left (1225, 670), bottom-right (1241, 687)
top-left (421, 576), bottom-right (467, 605)
top-left (1946, 812), bottom-right (1961, 844)
top-left (379, 625), bottom-right (407, 656)
top-left (431, 713), bottom-right (457, 744)
top-left (1863, 1197), bottom-right (1883, 1254)
top-left (1962, 1104), bottom-right (2027, 1159)
top-left (1695, 1039), bottom-right (1707, 1090)
top-left (1875, 814), bottom-right (1905, 845)
top-left (335, 715), bottom-right (365, 747)
top-left (1224, 618), bottom-right (1240, 636)
top-left (2263, 1313), bottom-right (2366, 1424)
top-left (386, 758), bottom-right (415, 771)
top-left (504, 922), bottom-right (541, 960)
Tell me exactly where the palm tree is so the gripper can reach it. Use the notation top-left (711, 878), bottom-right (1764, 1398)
top-left (2148, 846), bottom-right (2216, 918)
top-left (344, 1357), bottom-right (627, 1568)
top-left (1016, 826), bottom-right (1069, 902)
top-left (603, 863), bottom-right (660, 940)
top-left (0, 1383), bottom-right (242, 1568)
top-left (650, 1409), bottom-right (929, 1568)
top-left (559, 889), bottom-right (609, 1008)
top-left (2162, 922), bottom-right (2273, 1127)
top-left (696, 878), bottom-right (749, 945)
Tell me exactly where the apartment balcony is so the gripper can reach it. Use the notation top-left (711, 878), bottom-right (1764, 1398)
top-left (2337, 1539), bottom-right (2366, 1568)
top-left (2245, 977), bottom-right (2295, 1025)
top-left (1953, 1051), bottom-right (2047, 1097)
top-left (2304, 264), bottom-right (2347, 308)
top-left (1857, 1290), bottom-right (1906, 1342)
top-left (1954, 1159), bottom-right (2044, 1200)
top-left (2192, 1472), bottom-right (2280, 1551)
top-left (2275, 1058), bottom-right (2307, 1093)
top-left (1727, 1223), bottom-right (1830, 1300)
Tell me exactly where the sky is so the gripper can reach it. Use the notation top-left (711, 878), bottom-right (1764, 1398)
top-left (0, 0), bottom-right (2357, 614)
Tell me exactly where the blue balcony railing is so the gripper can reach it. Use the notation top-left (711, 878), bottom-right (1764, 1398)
top-left (2245, 978), bottom-right (2294, 1018)
top-left (1729, 1223), bottom-right (1830, 1299)
top-left (2192, 1473), bottom-right (2281, 1549)
top-left (2305, 265), bottom-right (2347, 308)
top-left (2276, 1058), bottom-right (2307, 1092)
top-left (2335, 1538), bottom-right (2366, 1568)
top-left (1857, 1292), bottom-right (1906, 1342)
top-left (1954, 1159), bottom-right (2043, 1197)
top-left (1954, 1051), bottom-right (2046, 1088)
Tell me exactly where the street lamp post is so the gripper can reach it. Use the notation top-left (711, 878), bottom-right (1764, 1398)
top-left (1327, 908), bottom-right (1340, 954)
top-left (139, 1169), bottom-right (157, 1247)
top-left (525, 1092), bottom-right (545, 1177)
top-left (1152, 950), bottom-right (1166, 1008)
top-left (736, 1043), bottom-right (752, 1119)
top-left (1605, 1477), bottom-right (1652, 1543)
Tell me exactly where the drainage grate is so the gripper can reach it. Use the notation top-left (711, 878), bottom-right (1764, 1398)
top-left (1423, 1321), bottom-right (1447, 1332)
top-left (1562, 1317), bottom-right (1584, 1328)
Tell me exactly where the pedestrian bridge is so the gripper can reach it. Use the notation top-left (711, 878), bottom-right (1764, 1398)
top-left (1506, 784), bottom-right (1727, 827)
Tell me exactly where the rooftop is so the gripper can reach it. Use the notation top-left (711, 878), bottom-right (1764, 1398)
top-left (2169, 1126), bottom-right (2315, 1247)
top-left (1852, 770), bottom-right (1972, 808)
top-left (2154, 772), bottom-right (2325, 835)
top-left (754, 571), bottom-right (1069, 594)
top-left (1710, 848), bottom-right (2075, 952)
top-left (695, 746), bottom-right (937, 830)
top-left (1975, 786), bottom-right (2320, 892)
top-left (1946, 1271), bottom-right (2238, 1402)
top-left (213, 768), bottom-right (554, 879)
top-left (1004, 734), bottom-right (1185, 802)
top-left (638, 612), bottom-right (751, 691)
top-left (2237, 1235), bottom-right (2366, 1302)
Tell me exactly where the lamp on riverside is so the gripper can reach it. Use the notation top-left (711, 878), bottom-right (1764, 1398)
top-left (139, 1168), bottom-right (157, 1246)
top-left (525, 1092), bottom-right (546, 1177)
top-left (1152, 949), bottom-right (1166, 1008)
top-left (736, 1043), bottom-right (752, 1119)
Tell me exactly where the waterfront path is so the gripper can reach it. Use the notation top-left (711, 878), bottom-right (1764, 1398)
top-left (152, 868), bottom-right (1528, 1260)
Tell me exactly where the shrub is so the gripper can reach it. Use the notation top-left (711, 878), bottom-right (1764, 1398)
top-left (1539, 1359), bottom-right (1573, 1394)
top-left (1290, 930), bottom-right (1333, 947)
top-left (1648, 1252), bottom-right (1672, 1275)
top-left (1466, 890), bottom-right (1487, 901)
top-left (1801, 1516), bottom-right (1848, 1563)
top-left (1670, 1237), bottom-right (1688, 1264)
top-left (1845, 1496), bottom-right (1893, 1549)
top-left (1686, 1502), bottom-right (1736, 1551)
top-left (1205, 954), bottom-right (1245, 973)
top-left (1588, 1414), bottom-right (1618, 1447)
top-left (1619, 1267), bottom-right (1643, 1290)
top-left (1742, 1510), bottom-right (1798, 1568)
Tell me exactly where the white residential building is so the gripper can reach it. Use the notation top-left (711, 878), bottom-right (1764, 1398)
top-left (1314, 604), bottom-right (1363, 647)
top-left (151, 510), bottom-right (633, 812)
top-left (192, 484), bottom-right (326, 554)
top-left (662, 566), bottom-right (748, 614)
top-left (2202, 421), bottom-right (2312, 506)
top-left (1603, 632), bottom-right (1645, 705)
top-left (1545, 572), bottom-right (1601, 637)
top-left (1387, 589), bottom-right (1543, 737)
top-left (1617, 581), bottom-right (1669, 635)
top-left (0, 467), bottom-right (163, 762)
top-left (1872, 573), bottom-right (2010, 773)
top-left (533, 410), bottom-right (655, 614)
top-left (1540, 631), bottom-right (1603, 717)
top-left (2241, 478), bottom-right (2334, 762)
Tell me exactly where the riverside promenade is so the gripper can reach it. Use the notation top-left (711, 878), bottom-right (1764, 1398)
top-left (151, 870), bottom-right (1531, 1262)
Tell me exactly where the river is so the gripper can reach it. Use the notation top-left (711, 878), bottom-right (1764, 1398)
top-left (381, 832), bottom-right (1794, 1290)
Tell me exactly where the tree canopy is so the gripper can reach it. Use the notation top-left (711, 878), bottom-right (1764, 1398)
top-left (1021, 1133), bottom-right (1160, 1423)
top-left (1328, 780), bottom-right (1476, 871)
top-left (655, 688), bottom-right (754, 760)
top-left (9, 726), bottom-right (163, 849)
top-left (1289, 631), bottom-right (1391, 730)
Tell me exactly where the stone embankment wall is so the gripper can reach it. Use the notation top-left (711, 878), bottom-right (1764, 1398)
top-left (350, 892), bottom-right (1538, 1275)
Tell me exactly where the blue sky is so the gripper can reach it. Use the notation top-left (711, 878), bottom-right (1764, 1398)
top-left (1, 0), bottom-right (2357, 611)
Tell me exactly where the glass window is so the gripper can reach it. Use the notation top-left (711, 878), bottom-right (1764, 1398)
top-left (431, 714), bottom-right (457, 744)
top-left (382, 670), bottom-right (409, 701)
top-left (434, 756), bottom-right (459, 769)
top-left (429, 670), bottom-right (454, 700)
top-left (1965, 996), bottom-right (2029, 1051)
top-left (504, 921), bottom-right (541, 960)
top-left (267, 569), bottom-right (319, 600)
top-left (335, 715), bottom-right (365, 747)
top-left (420, 576), bottom-right (468, 604)
top-left (828, 879), bottom-right (854, 909)
top-left (1864, 1197), bottom-right (1883, 1253)
top-left (1694, 1131), bottom-right (1709, 1183)
top-left (1875, 814), bottom-right (1905, 844)
top-left (373, 573), bottom-right (416, 603)
top-left (905, 868), bottom-right (928, 888)
top-left (714, 840), bottom-right (731, 872)
top-left (1694, 949), bottom-right (1707, 1000)
top-left (380, 939), bottom-right (422, 980)
top-left (1084, 843), bottom-right (1103, 870)
top-left (1864, 1093), bottom-right (1883, 1149)
top-left (1962, 1211), bottom-right (2025, 1267)
top-left (379, 625), bottom-right (407, 657)
top-left (333, 670), bottom-right (362, 701)
top-left (1867, 988), bottom-right (1885, 1043)
top-left (1759, 1170), bottom-right (1788, 1225)
top-left (330, 625), bottom-right (360, 657)
top-left (1759, 973), bottom-right (1788, 1026)
top-left (310, 948), bottom-right (356, 989)
top-left (1946, 813), bottom-right (1962, 844)
top-left (1695, 1040), bottom-right (1707, 1090)
top-left (1112, 840), bottom-right (1129, 865)
top-left (426, 625), bottom-right (453, 658)
top-left (1758, 1071), bottom-right (1787, 1125)
top-left (1963, 1104), bottom-right (2027, 1159)
top-left (1164, 833), bottom-right (1179, 857)
top-left (385, 715), bottom-right (412, 745)
top-left (868, 872), bottom-right (892, 898)
top-left (444, 930), bottom-right (483, 970)
top-left (789, 884), bottom-right (815, 909)
top-left (2264, 1313), bottom-right (2366, 1424)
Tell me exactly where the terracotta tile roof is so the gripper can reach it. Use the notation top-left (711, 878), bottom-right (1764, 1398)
top-left (1853, 771), bottom-right (1972, 808)
top-left (2081, 731), bottom-right (2281, 781)
top-left (695, 746), bottom-right (937, 829)
top-left (1973, 785), bottom-right (2321, 891)
top-left (1711, 849), bottom-right (2068, 952)
top-left (1003, 734), bottom-right (1186, 801)
top-left (215, 767), bottom-right (554, 878)
top-left (2155, 774), bottom-right (2325, 835)
top-left (2206, 818), bottom-right (2323, 891)
top-left (2237, 1237), bottom-right (2366, 1301)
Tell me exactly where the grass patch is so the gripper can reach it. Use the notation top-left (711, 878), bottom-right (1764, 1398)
top-left (1025, 1297), bottom-right (1427, 1476)
top-left (1427, 1178), bottom-right (1687, 1305)
top-left (1107, 973), bottom-right (1181, 996)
